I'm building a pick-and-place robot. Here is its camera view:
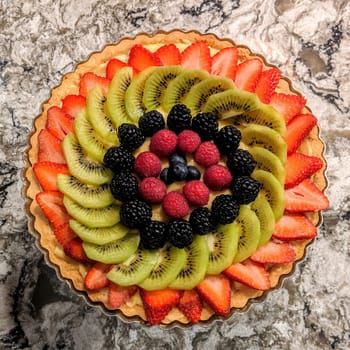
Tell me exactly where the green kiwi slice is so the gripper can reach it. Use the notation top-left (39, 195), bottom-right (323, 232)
top-left (248, 146), bottom-right (285, 185)
top-left (232, 205), bottom-right (261, 263)
top-left (86, 86), bottom-right (118, 143)
top-left (241, 124), bottom-right (287, 165)
top-left (202, 88), bottom-right (261, 118)
top-left (57, 174), bottom-right (114, 209)
top-left (142, 66), bottom-right (183, 111)
top-left (106, 248), bottom-right (159, 286)
top-left (62, 133), bottom-right (112, 186)
top-left (229, 104), bottom-right (286, 135)
top-left (162, 69), bottom-right (209, 113)
top-left (138, 243), bottom-right (187, 291)
top-left (82, 232), bottom-right (139, 264)
top-left (106, 66), bottom-right (133, 126)
top-left (250, 195), bottom-right (275, 247)
top-left (74, 109), bottom-right (113, 163)
top-left (184, 76), bottom-right (235, 116)
top-left (168, 235), bottom-right (209, 290)
top-left (206, 222), bottom-right (240, 275)
top-left (124, 66), bottom-right (158, 121)
top-left (251, 169), bottom-right (285, 221)
top-left (69, 220), bottom-right (128, 245)
top-left (63, 196), bottom-right (120, 228)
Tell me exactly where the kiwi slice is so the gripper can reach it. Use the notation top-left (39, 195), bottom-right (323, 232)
top-left (138, 243), bottom-right (187, 291)
top-left (83, 232), bottom-right (139, 264)
top-left (184, 76), bottom-right (235, 116)
top-left (248, 146), bottom-right (285, 185)
top-left (202, 88), bottom-right (261, 118)
top-left (63, 196), bottom-right (120, 228)
top-left (57, 174), bottom-right (114, 209)
top-left (74, 109), bottom-right (113, 163)
top-left (168, 235), bottom-right (209, 290)
top-left (142, 66), bottom-right (183, 111)
top-left (162, 69), bottom-right (209, 112)
top-left (106, 248), bottom-right (159, 286)
top-left (206, 222), bottom-right (239, 275)
top-left (62, 133), bottom-right (112, 186)
top-left (125, 66), bottom-right (157, 121)
top-left (232, 205), bottom-right (261, 263)
top-left (69, 220), bottom-right (128, 245)
top-left (241, 124), bottom-right (287, 165)
top-left (251, 169), bottom-right (285, 221)
top-left (106, 66), bottom-right (133, 126)
top-left (250, 195), bottom-right (275, 247)
top-left (86, 86), bottom-right (118, 143)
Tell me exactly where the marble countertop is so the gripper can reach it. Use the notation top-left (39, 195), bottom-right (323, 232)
top-left (1, 0), bottom-right (349, 348)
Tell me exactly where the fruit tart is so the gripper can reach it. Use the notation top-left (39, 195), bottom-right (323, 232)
top-left (24, 30), bottom-right (329, 326)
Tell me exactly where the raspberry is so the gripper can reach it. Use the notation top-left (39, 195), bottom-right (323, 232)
top-left (134, 151), bottom-right (161, 178)
top-left (203, 165), bottom-right (233, 191)
top-left (162, 191), bottom-right (190, 219)
top-left (177, 130), bottom-right (201, 154)
top-left (194, 141), bottom-right (220, 167)
top-left (167, 219), bottom-right (194, 248)
top-left (183, 180), bottom-right (210, 206)
top-left (139, 177), bottom-right (167, 204)
top-left (150, 129), bottom-right (178, 157)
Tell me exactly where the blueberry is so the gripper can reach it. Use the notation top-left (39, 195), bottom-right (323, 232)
top-left (186, 166), bottom-right (201, 181)
top-left (170, 163), bottom-right (188, 181)
top-left (160, 168), bottom-right (174, 185)
top-left (169, 152), bottom-right (186, 168)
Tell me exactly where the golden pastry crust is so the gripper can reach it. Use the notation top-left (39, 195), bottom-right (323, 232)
top-left (23, 30), bottom-right (327, 327)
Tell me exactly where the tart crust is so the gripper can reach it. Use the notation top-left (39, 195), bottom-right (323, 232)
top-left (23, 30), bottom-right (328, 326)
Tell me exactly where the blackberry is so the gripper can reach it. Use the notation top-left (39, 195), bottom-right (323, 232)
top-left (211, 194), bottom-right (240, 225)
top-left (110, 173), bottom-right (139, 202)
top-left (214, 125), bottom-right (241, 155)
top-left (118, 123), bottom-right (145, 151)
top-left (138, 110), bottom-right (165, 137)
top-left (167, 104), bottom-right (192, 134)
top-left (227, 149), bottom-right (257, 176)
top-left (103, 146), bottom-right (135, 173)
top-left (120, 199), bottom-right (152, 229)
top-left (140, 220), bottom-right (167, 250)
top-left (191, 112), bottom-right (218, 140)
top-left (189, 207), bottom-right (216, 235)
top-left (230, 176), bottom-right (261, 204)
top-left (167, 219), bottom-right (194, 248)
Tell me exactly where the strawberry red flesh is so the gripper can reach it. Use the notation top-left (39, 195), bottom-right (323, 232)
top-left (106, 58), bottom-right (128, 80)
top-left (177, 289), bottom-right (202, 324)
top-left (234, 58), bottom-right (263, 92)
top-left (180, 41), bottom-right (212, 72)
top-left (154, 44), bottom-right (181, 66)
top-left (38, 129), bottom-right (66, 164)
top-left (250, 241), bottom-right (296, 264)
top-left (46, 106), bottom-right (74, 141)
top-left (62, 95), bottom-right (86, 118)
top-left (128, 44), bottom-right (161, 72)
top-left (53, 222), bottom-right (77, 246)
top-left (84, 262), bottom-right (110, 290)
top-left (108, 283), bottom-right (138, 309)
top-left (79, 72), bottom-right (110, 98)
top-left (273, 213), bottom-right (317, 241)
top-left (64, 238), bottom-right (90, 263)
top-left (254, 67), bottom-right (281, 104)
top-left (33, 161), bottom-right (69, 191)
top-left (211, 47), bottom-right (238, 80)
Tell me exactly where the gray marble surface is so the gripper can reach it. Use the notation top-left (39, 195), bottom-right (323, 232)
top-left (1, 0), bottom-right (349, 349)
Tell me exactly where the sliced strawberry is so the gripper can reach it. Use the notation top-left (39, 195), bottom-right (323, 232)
top-left (64, 238), bottom-right (90, 263)
top-left (196, 274), bottom-right (231, 317)
top-left (254, 67), bottom-right (281, 104)
top-left (53, 222), bottom-right (77, 246)
top-left (224, 260), bottom-right (270, 290)
top-left (106, 58), bottom-right (128, 80)
top-left (273, 213), bottom-right (317, 241)
top-left (269, 93), bottom-right (306, 124)
top-left (33, 161), bottom-right (69, 191)
top-left (140, 288), bottom-right (182, 325)
top-left (38, 129), bottom-right (66, 164)
top-left (180, 41), bottom-right (212, 72)
top-left (128, 44), bottom-right (161, 72)
top-left (285, 113), bottom-right (318, 155)
top-left (61, 94), bottom-right (86, 118)
top-left (36, 191), bottom-right (70, 229)
top-left (108, 283), bottom-right (138, 309)
top-left (154, 44), bottom-right (181, 66)
top-left (234, 58), bottom-right (263, 92)
top-left (250, 241), bottom-right (296, 264)
top-left (285, 152), bottom-right (324, 188)
top-left (79, 72), bottom-right (110, 98)
top-left (177, 290), bottom-right (202, 324)
top-left (84, 262), bottom-right (110, 290)
top-left (285, 179), bottom-right (329, 212)
top-left (211, 47), bottom-right (238, 80)
top-left (46, 106), bottom-right (74, 141)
